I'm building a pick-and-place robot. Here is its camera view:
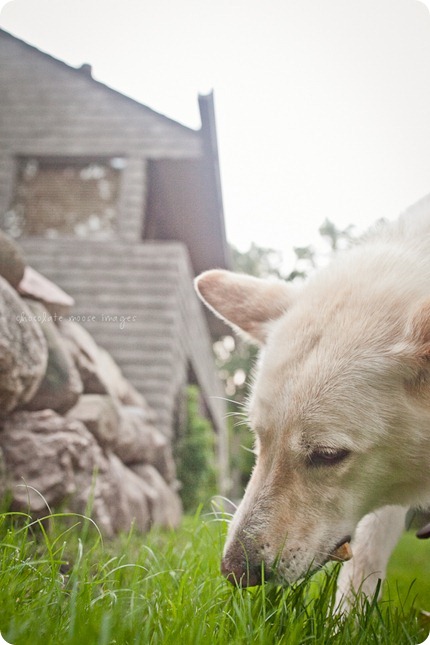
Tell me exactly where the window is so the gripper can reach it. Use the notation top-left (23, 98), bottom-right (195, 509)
top-left (2, 157), bottom-right (125, 239)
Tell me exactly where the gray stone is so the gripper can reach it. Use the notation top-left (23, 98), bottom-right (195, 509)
top-left (18, 265), bottom-right (74, 317)
top-left (130, 464), bottom-right (182, 529)
top-left (102, 454), bottom-right (151, 534)
top-left (57, 320), bottom-right (108, 395)
top-left (0, 230), bottom-right (25, 288)
top-left (116, 406), bottom-right (176, 482)
top-left (58, 321), bottom-right (155, 417)
top-left (0, 410), bottom-right (104, 513)
top-left (0, 276), bottom-right (48, 414)
top-left (23, 301), bottom-right (83, 414)
top-left (66, 394), bottom-right (120, 449)
top-left (0, 446), bottom-right (7, 502)
top-left (115, 405), bottom-right (164, 464)
top-left (0, 410), bottom-right (151, 535)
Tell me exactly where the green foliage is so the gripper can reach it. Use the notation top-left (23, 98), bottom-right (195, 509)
top-left (0, 511), bottom-right (428, 644)
top-left (175, 386), bottom-right (217, 512)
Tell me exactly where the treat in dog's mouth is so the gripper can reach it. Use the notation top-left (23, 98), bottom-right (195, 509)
top-left (328, 537), bottom-right (353, 562)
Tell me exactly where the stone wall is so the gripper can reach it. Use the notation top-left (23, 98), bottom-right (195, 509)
top-left (19, 238), bottom-right (227, 445)
top-left (0, 232), bottom-right (182, 535)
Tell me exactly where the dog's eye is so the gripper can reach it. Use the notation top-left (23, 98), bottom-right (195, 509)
top-left (308, 448), bottom-right (351, 467)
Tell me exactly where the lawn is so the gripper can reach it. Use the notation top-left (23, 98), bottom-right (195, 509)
top-left (0, 508), bottom-right (429, 645)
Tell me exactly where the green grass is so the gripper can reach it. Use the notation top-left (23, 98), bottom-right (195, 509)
top-left (0, 509), bottom-right (428, 645)
top-left (385, 531), bottom-right (430, 610)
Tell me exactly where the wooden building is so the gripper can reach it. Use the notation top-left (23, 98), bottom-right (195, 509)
top-left (0, 29), bottom-right (230, 484)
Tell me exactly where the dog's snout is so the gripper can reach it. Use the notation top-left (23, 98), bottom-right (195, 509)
top-left (221, 555), bottom-right (263, 587)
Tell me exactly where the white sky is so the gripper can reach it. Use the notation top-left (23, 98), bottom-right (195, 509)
top-left (2, 0), bottom-right (430, 269)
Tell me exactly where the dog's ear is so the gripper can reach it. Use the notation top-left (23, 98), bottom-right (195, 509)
top-left (392, 300), bottom-right (430, 396)
top-left (194, 269), bottom-right (295, 344)
top-left (405, 299), bottom-right (430, 361)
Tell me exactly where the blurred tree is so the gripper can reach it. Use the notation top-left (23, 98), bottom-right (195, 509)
top-left (318, 218), bottom-right (355, 251)
top-left (230, 242), bottom-right (285, 279)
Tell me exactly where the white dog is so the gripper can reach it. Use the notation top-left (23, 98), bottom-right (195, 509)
top-left (195, 196), bottom-right (430, 608)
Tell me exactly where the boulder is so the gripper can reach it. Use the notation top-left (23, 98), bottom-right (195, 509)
top-left (58, 320), bottom-right (108, 395)
top-left (130, 464), bottom-right (182, 529)
top-left (66, 394), bottom-right (120, 450)
top-left (0, 230), bottom-right (25, 288)
top-left (0, 276), bottom-right (48, 414)
top-left (0, 410), bottom-right (150, 535)
top-left (23, 301), bottom-right (82, 414)
top-left (18, 265), bottom-right (74, 317)
top-left (100, 454), bottom-right (151, 534)
top-left (0, 447), bottom-right (7, 502)
top-left (58, 321), bottom-right (155, 415)
top-left (116, 406), bottom-right (176, 482)
top-left (0, 410), bottom-right (104, 513)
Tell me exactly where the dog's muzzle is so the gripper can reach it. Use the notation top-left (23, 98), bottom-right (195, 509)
top-left (221, 535), bottom-right (353, 588)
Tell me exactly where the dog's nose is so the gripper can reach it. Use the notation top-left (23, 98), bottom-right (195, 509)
top-left (221, 556), bottom-right (263, 587)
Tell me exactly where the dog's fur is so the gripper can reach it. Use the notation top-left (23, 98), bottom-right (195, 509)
top-left (195, 196), bottom-right (430, 607)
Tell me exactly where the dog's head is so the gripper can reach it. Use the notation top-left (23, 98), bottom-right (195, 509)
top-left (195, 268), bottom-right (430, 586)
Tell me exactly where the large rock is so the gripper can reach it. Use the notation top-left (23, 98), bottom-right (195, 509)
top-left (0, 410), bottom-right (103, 513)
top-left (23, 301), bottom-right (82, 414)
top-left (0, 410), bottom-right (150, 535)
top-left (130, 464), bottom-right (182, 529)
top-left (0, 230), bottom-right (25, 288)
top-left (58, 320), bottom-right (108, 395)
top-left (0, 276), bottom-right (47, 414)
top-left (18, 266), bottom-right (74, 317)
top-left (101, 454), bottom-right (151, 534)
top-left (116, 406), bottom-right (176, 482)
top-left (0, 447), bottom-right (6, 502)
top-left (66, 394), bottom-right (120, 450)
top-left (58, 320), bottom-right (155, 413)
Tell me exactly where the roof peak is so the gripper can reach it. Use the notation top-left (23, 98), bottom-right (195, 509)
top-left (0, 27), bottom-right (199, 134)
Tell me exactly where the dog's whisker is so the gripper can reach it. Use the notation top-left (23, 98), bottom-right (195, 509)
top-left (209, 395), bottom-right (248, 409)
top-left (224, 411), bottom-right (247, 420)
top-left (233, 419), bottom-right (250, 429)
